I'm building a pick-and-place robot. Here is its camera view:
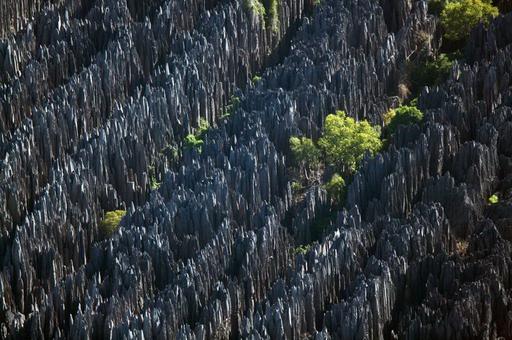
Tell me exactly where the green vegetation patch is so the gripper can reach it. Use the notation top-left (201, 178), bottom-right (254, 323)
top-left (441, 0), bottom-right (498, 42)
top-left (318, 111), bottom-right (382, 173)
top-left (293, 244), bottom-right (312, 255)
top-left (324, 173), bottom-right (346, 206)
top-left (184, 134), bottom-right (204, 152)
top-left (245, 0), bottom-right (266, 18)
top-left (410, 53), bottom-right (454, 92)
top-left (384, 105), bottom-right (424, 136)
top-left (488, 194), bottom-right (499, 204)
top-left (100, 210), bottom-right (126, 237)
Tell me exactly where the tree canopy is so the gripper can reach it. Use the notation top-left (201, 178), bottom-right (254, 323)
top-left (289, 136), bottom-right (321, 170)
top-left (318, 111), bottom-right (382, 173)
top-left (441, 0), bottom-right (498, 41)
top-left (384, 105), bottom-right (424, 136)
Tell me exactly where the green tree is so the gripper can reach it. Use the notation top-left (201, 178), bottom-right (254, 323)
top-left (318, 111), bottom-right (382, 173)
top-left (410, 54), bottom-right (454, 91)
top-left (289, 136), bottom-right (321, 179)
top-left (441, 0), bottom-right (498, 42)
top-left (184, 134), bottom-right (204, 152)
top-left (488, 194), bottom-right (499, 204)
top-left (385, 105), bottom-right (424, 136)
top-left (324, 173), bottom-right (346, 205)
top-left (100, 210), bottom-right (126, 238)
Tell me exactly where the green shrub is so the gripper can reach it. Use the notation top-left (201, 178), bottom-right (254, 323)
top-left (100, 210), bottom-right (126, 237)
top-left (197, 118), bottom-right (210, 138)
top-left (150, 176), bottom-right (161, 190)
top-left (252, 75), bottom-right (262, 84)
top-left (245, 0), bottom-right (266, 18)
top-left (318, 111), bottom-right (382, 173)
top-left (324, 173), bottom-right (346, 205)
top-left (222, 95), bottom-right (241, 119)
top-left (488, 194), bottom-right (499, 204)
top-left (441, 0), bottom-right (498, 42)
top-left (384, 105), bottom-right (424, 136)
top-left (289, 136), bottom-right (321, 171)
top-left (267, 0), bottom-right (280, 33)
top-left (410, 54), bottom-right (454, 91)
top-left (291, 181), bottom-right (303, 193)
top-left (184, 134), bottom-right (204, 152)
top-left (293, 244), bottom-right (311, 255)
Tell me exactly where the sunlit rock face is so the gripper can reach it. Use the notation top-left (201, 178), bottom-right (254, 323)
top-left (0, 0), bottom-right (511, 338)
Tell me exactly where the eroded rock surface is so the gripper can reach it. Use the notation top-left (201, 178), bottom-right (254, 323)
top-left (0, 0), bottom-right (511, 339)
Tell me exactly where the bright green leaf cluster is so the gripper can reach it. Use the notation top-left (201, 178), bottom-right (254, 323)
top-left (221, 95), bottom-right (241, 119)
top-left (488, 194), bottom-right (499, 204)
top-left (293, 244), bottom-right (311, 255)
top-left (100, 210), bottom-right (126, 237)
top-left (318, 111), bottom-right (382, 173)
top-left (267, 0), bottom-right (280, 33)
top-left (150, 176), bottom-right (161, 190)
top-left (289, 136), bottom-right (321, 170)
top-left (441, 0), bottom-right (498, 41)
top-left (384, 105), bottom-right (424, 136)
top-left (245, 0), bottom-right (266, 18)
top-left (197, 118), bottom-right (210, 138)
top-left (324, 173), bottom-right (346, 205)
top-left (184, 134), bottom-right (204, 152)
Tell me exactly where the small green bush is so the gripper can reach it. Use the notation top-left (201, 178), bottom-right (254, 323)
top-left (197, 118), bottom-right (210, 138)
top-left (252, 75), bottom-right (262, 84)
top-left (222, 95), bottom-right (241, 119)
top-left (267, 0), bottom-right (280, 33)
top-left (245, 0), bottom-right (266, 18)
top-left (291, 181), bottom-right (303, 193)
top-left (293, 244), bottom-right (311, 255)
top-left (441, 0), bottom-right (498, 42)
top-left (289, 136), bottom-right (321, 171)
top-left (488, 194), bottom-right (499, 204)
top-left (411, 54), bottom-right (454, 91)
top-left (318, 111), bottom-right (382, 173)
top-left (184, 134), bottom-right (204, 152)
top-left (150, 176), bottom-right (161, 190)
top-left (100, 210), bottom-right (126, 237)
top-left (324, 173), bottom-right (346, 205)
top-left (384, 105), bottom-right (424, 136)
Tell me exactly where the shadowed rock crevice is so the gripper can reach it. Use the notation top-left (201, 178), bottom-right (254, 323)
top-left (1, 0), bottom-right (512, 339)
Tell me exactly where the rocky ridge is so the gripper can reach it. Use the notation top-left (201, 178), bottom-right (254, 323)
top-left (0, 0), bottom-right (511, 339)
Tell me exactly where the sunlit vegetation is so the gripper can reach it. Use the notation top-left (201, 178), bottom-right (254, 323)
top-left (318, 111), bottom-right (382, 173)
top-left (245, 0), bottom-right (266, 18)
top-left (384, 105), bottom-right (424, 137)
top-left (100, 210), bottom-right (126, 237)
top-left (289, 136), bottom-right (321, 179)
top-left (293, 244), bottom-right (312, 255)
top-left (440, 0), bottom-right (498, 42)
top-left (323, 173), bottom-right (346, 205)
top-left (488, 194), bottom-right (499, 204)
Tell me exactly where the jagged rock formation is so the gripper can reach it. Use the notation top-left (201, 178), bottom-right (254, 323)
top-left (0, 0), bottom-right (511, 339)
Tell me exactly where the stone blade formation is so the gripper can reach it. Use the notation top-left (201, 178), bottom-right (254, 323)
top-left (0, 0), bottom-right (512, 338)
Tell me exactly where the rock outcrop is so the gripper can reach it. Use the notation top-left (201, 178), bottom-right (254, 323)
top-left (0, 0), bottom-right (511, 339)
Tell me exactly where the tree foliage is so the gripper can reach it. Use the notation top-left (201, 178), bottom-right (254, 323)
top-left (289, 136), bottom-right (321, 171)
top-left (324, 173), bottom-right (346, 205)
top-left (318, 111), bottom-right (382, 173)
top-left (441, 0), bottom-right (498, 41)
top-left (184, 134), bottom-right (204, 152)
top-left (488, 194), bottom-right (499, 204)
top-left (384, 105), bottom-right (424, 136)
top-left (410, 53), bottom-right (454, 91)
top-left (100, 210), bottom-right (126, 237)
